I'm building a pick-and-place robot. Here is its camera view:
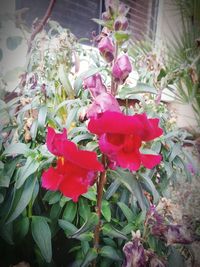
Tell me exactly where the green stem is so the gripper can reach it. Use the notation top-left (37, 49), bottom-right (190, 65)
top-left (93, 155), bottom-right (107, 266)
top-left (111, 43), bottom-right (119, 95)
top-left (28, 200), bottom-right (33, 218)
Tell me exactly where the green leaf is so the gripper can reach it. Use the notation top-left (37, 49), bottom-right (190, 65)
top-left (14, 217), bottom-right (29, 240)
top-left (121, 223), bottom-right (135, 235)
top-left (6, 36), bottom-right (23, 50)
top-left (92, 18), bottom-right (107, 27)
top-left (82, 188), bottom-right (96, 201)
top-left (62, 201), bottom-right (77, 222)
top-left (58, 64), bottom-right (74, 98)
top-left (31, 216), bottom-right (52, 263)
top-left (117, 202), bottom-right (135, 222)
top-left (102, 223), bottom-right (127, 240)
top-left (72, 133), bottom-right (93, 144)
top-left (66, 107), bottom-right (79, 128)
top-left (80, 248), bottom-right (98, 267)
top-left (100, 246), bottom-right (122, 261)
top-left (139, 172), bottom-right (160, 203)
top-left (114, 31), bottom-right (130, 43)
top-left (105, 179), bottom-right (121, 200)
top-left (71, 213), bottom-right (98, 239)
top-left (168, 247), bottom-right (185, 267)
top-left (6, 175), bottom-right (36, 223)
top-left (16, 157), bottom-right (39, 188)
top-left (110, 169), bottom-right (149, 212)
top-left (38, 106), bottom-right (47, 128)
top-left (0, 157), bottom-right (21, 187)
top-left (43, 191), bottom-right (61, 204)
top-left (169, 143), bottom-right (181, 162)
top-left (78, 197), bottom-right (91, 220)
top-left (0, 222), bottom-right (14, 244)
top-left (30, 120), bottom-right (38, 140)
top-left (3, 143), bottom-right (30, 156)
top-left (58, 220), bottom-right (78, 235)
top-left (102, 200), bottom-right (111, 222)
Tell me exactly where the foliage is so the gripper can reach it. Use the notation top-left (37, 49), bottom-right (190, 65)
top-left (0, 1), bottom-right (199, 267)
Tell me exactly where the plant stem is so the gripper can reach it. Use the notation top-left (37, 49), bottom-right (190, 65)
top-left (111, 43), bottom-right (119, 95)
top-left (93, 155), bottom-right (107, 265)
top-left (27, 0), bottom-right (56, 53)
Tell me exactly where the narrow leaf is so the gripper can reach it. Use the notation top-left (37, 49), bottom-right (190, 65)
top-left (31, 216), bottom-right (52, 263)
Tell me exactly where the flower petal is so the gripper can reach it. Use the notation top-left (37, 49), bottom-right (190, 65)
top-left (46, 127), bottom-right (67, 156)
top-left (42, 167), bottom-right (63, 190)
top-left (62, 140), bottom-right (104, 171)
top-left (116, 150), bottom-right (141, 171)
top-left (87, 92), bottom-right (121, 118)
top-left (141, 154), bottom-right (162, 169)
top-left (59, 169), bottom-right (96, 202)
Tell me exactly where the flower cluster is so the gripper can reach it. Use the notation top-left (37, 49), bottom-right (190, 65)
top-left (88, 111), bottom-right (163, 171)
top-left (122, 232), bottom-right (166, 267)
top-left (42, 127), bottom-right (103, 202)
top-left (147, 205), bottom-right (194, 245)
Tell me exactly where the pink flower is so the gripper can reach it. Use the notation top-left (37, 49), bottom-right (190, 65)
top-left (83, 73), bottom-right (106, 98)
top-left (42, 127), bottom-right (103, 202)
top-left (118, 3), bottom-right (129, 16)
top-left (114, 16), bottom-right (129, 31)
top-left (88, 111), bottom-right (163, 171)
top-left (112, 55), bottom-right (132, 84)
top-left (98, 37), bottom-right (115, 63)
top-left (87, 92), bottom-right (121, 118)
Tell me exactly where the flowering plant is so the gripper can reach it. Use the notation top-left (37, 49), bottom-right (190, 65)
top-left (0, 1), bottom-right (199, 266)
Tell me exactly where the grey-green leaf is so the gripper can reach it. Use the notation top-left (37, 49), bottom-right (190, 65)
top-left (117, 202), bottom-right (135, 222)
top-left (62, 201), bottom-right (77, 222)
top-left (6, 175), bottom-right (36, 223)
top-left (100, 246), bottom-right (122, 261)
top-left (81, 248), bottom-right (98, 267)
top-left (31, 216), bottom-right (52, 263)
top-left (16, 157), bottom-right (39, 188)
top-left (3, 143), bottom-right (30, 156)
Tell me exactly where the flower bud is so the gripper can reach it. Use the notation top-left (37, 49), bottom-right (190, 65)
top-left (83, 73), bottom-right (106, 98)
top-left (118, 2), bottom-right (129, 16)
top-left (105, 0), bottom-right (118, 16)
top-left (98, 36), bottom-right (115, 63)
top-left (87, 92), bottom-right (121, 118)
top-left (112, 54), bottom-right (132, 84)
top-left (114, 16), bottom-right (129, 31)
top-left (102, 11), bottom-right (111, 21)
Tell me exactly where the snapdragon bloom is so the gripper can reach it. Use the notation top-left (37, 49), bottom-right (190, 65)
top-left (87, 92), bottom-right (121, 118)
top-left (42, 127), bottom-right (103, 202)
top-left (98, 36), bottom-right (115, 63)
top-left (88, 111), bottom-right (163, 171)
top-left (112, 55), bottom-right (132, 84)
top-left (83, 73), bottom-right (106, 98)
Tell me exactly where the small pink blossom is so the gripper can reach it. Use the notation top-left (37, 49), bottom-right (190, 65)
top-left (87, 92), bottom-right (121, 118)
top-left (114, 16), bottom-right (129, 31)
top-left (112, 55), bottom-right (132, 84)
top-left (98, 37), bottom-right (115, 62)
top-left (83, 73), bottom-right (106, 98)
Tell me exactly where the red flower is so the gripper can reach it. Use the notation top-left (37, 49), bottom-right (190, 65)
top-left (42, 127), bottom-right (103, 202)
top-left (88, 111), bottom-right (163, 171)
